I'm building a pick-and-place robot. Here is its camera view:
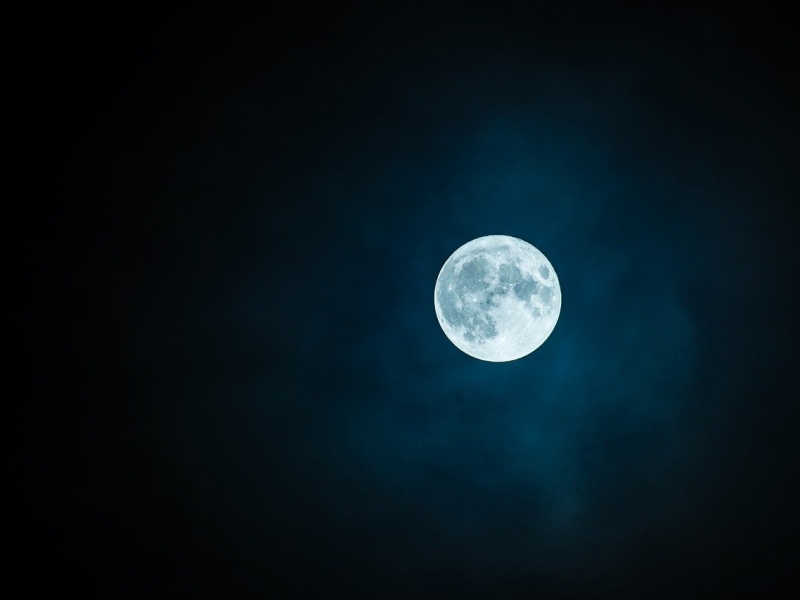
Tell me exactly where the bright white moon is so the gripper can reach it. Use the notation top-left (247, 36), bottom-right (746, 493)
top-left (434, 235), bottom-right (561, 362)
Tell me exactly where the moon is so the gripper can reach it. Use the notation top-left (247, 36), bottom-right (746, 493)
top-left (434, 235), bottom-right (561, 362)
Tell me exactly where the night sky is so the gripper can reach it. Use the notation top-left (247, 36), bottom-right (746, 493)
top-left (19, 2), bottom-right (800, 598)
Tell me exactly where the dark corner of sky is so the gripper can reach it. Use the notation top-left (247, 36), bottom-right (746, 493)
top-left (17, 1), bottom-right (800, 598)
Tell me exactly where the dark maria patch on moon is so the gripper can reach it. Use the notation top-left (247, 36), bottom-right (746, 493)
top-left (458, 256), bottom-right (493, 291)
top-left (437, 255), bottom-right (500, 343)
top-left (514, 276), bottom-right (537, 301)
top-left (498, 262), bottom-right (522, 283)
top-left (538, 285), bottom-right (553, 304)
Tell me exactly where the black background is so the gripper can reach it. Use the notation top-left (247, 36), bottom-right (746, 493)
top-left (18, 2), bottom-right (799, 598)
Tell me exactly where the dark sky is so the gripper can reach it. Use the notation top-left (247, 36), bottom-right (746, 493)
top-left (19, 2), bottom-right (799, 598)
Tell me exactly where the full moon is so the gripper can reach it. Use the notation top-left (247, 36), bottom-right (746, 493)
top-left (434, 235), bottom-right (561, 362)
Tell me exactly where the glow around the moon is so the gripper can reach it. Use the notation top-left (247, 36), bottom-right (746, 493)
top-left (434, 235), bottom-right (561, 362)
